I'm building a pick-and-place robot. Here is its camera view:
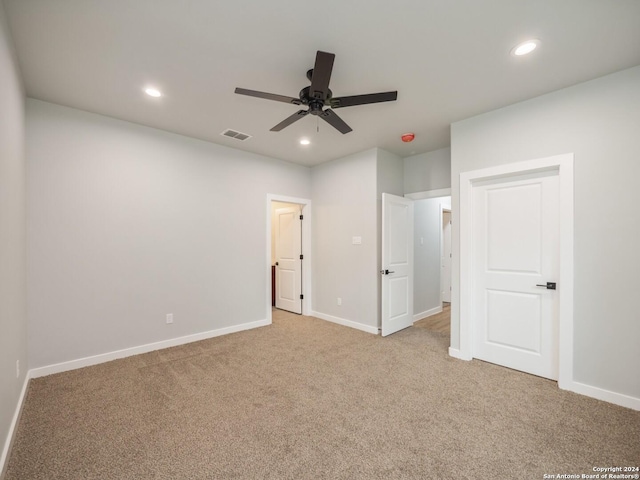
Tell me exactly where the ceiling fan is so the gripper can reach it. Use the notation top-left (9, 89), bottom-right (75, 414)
top-left (234, 51), bottom-right (398, 134)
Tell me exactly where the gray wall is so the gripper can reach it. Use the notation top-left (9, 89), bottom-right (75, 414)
top-left (403, 147), bottom-right (451, 194)
top-left (0, 1), bottom-right (27, 469)
top-left (414, 196), bottom-right (450, 318)
top-left (26, 99), bottom-right (311, 368)
top-left (450, 65), bottom-right (640, 400)
top-left (311, 149), bottom-right (378, 328)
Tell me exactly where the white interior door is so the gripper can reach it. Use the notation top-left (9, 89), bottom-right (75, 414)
top-left (472, 171), bottom-right (560, 379)
top-left (441, 210), bottom-right (452, 303)
top-left (275, 206), bottom-right (302, 314)
top-left (381, 193), bottom-right (414, 336)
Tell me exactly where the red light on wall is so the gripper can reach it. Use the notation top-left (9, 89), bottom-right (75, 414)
top-left (401, 133), bottom-right (415, 143)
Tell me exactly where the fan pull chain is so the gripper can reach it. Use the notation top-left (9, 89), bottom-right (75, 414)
top-left (317, 116), bottom-right (319, 133)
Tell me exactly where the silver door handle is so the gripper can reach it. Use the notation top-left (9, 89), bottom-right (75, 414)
top-left (380, 269), bottom-right (395, 275)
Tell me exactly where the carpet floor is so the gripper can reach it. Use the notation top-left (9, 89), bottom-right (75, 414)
top-left (5, 309), bottom-right (640, 479)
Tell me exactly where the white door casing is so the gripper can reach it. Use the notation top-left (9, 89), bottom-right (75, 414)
top-left (441, 210), bottom-right (452, 303)
top-left (458, 153), bottom-right (574, 390)
top-left (472, 171), bottom-right (559, 379)
top-left (275, 206), bottom-right (302, 314)
top-left (381, 193), bottom-right (414, 336)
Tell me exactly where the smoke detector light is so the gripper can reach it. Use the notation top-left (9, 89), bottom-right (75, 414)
top-left (144, 87), bottom-right (162, 97)
top-left (401, 133), bottom-right (415, 143)
top-left (300, 139), bottom-right (310, 145)
top-left (511, 39), bottom-right (540, 56)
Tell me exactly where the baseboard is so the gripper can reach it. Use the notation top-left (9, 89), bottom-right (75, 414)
top-left (29, 318), bottom-right (271, 378)
top-left (0, 372), bottom-right (30, 478)
top-left (310, 311), bottom-right (379, 335)
top-left (564, 381), bottom-right (640, 411)
top-left (448, 347), bottom-right (472, 361)
top-left (413, 305), bottom-right (443, 322)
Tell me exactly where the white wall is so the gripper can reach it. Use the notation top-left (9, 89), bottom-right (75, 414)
top-left (0, 2), bottom-right (27, 471)
top-left (403, 147), bottom-right (451, 194)
top-left (450, 65), bottom-right (640, 401)
top-left (26, 99), bottom-right (311, 369)
top-left (311, 149), bottom-right (378, 330)
top-left (414, 196), bottom-right (450, 319)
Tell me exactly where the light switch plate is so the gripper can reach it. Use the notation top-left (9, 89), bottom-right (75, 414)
top-left (352, 236), bottom-right (362, 245)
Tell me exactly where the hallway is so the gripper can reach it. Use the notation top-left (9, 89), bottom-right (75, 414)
top-left (413, 303), bottom-right (450, 335)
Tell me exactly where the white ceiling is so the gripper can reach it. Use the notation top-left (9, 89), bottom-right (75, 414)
top-left (5, 0), bottom-right (640, 166)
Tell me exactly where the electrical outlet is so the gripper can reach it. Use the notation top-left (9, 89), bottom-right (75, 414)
top-left (166, 313), bottom-right (173, 324)
top-left (337, 297), bottom-right (342, 306)
top-left (16, 360), bottom-right (19, 379)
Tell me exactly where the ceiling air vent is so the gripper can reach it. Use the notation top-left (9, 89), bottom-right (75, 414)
top-left (220, 129), bottom-right (252, 141)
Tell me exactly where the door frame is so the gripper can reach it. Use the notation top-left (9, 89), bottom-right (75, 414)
top-left (458, 153), bottom-right (574, 389)
top-left (266, 194), bottom-right (312, 323)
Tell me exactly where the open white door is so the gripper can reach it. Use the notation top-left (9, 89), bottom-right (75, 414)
top-left (381, 193), bottom-right (414, 336)
top-left (472, 171), bottom-right (559, 379)
top-left (275, 206), bottom-right (302, 314)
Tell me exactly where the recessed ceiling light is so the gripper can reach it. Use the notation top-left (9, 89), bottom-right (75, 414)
top-left (511, 39), bottom-right (540, 56)
top-left (300, 139), bottom-right (310, 145)
top-left (144, 87), bottom-right (162, 97)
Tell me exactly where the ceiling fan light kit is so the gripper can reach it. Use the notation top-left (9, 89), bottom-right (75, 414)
top-left (235, 51), bottom-right (398, 134)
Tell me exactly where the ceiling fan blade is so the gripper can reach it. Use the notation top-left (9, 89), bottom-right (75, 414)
top-left (235, 88), bottom-right (301, 105)
top-left (270, 110), bottom-right (309, 132)
top-left (310, 51), bottom-right (335, 101)
top-left (329, 91), bottom-right (398, 109)
top-left (320, 109), bottom-right (352, 134)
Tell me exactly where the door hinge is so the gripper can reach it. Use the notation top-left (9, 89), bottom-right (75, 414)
top-left (299, 214), bottom-right (303, 220)
top-left (300, 254), bottom-right (303, 260)
top-left (300, 294), bottom-right (304, 300)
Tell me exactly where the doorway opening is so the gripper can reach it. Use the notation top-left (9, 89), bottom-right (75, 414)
top-left (407, 191), bottom-right (451, 337)
top-left (440, 206), bottom-right (452, 306)
top-left (272, 201), bottom-right (302, 314)
top-left (266, 195), bottom-right (312, 324)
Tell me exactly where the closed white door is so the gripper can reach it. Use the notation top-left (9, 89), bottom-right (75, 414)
top-left (472, 171), bottom-right (559, 379)
top-left (381, 193), bottom-right (414, 336)
top-left (275, 206), bottom-right (302, 314)
top-left (441, 210), bottom-right (452, 303)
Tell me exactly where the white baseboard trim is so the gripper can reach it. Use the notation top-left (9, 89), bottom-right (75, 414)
top-left (310, 311), bottom-right (379, 335)
top-left (29, 318), bottom-right (271, 379)
top-left (565, 381), bottom-right (640, 411)
top-left (448, 347), bottom-right (472, 361)
top-left (1, 372), bottom-right (30, 477)
top-left (413, 306), bottom-right (443, 322)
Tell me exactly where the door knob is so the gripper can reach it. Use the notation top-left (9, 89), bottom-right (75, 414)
top-left (380, 269), bottom-right (395, 275)
top-left (535, 282), bottom-right (556, 290)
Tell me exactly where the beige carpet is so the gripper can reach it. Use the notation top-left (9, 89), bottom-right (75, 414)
top-left (5, 309), bottom-right (640, 479)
